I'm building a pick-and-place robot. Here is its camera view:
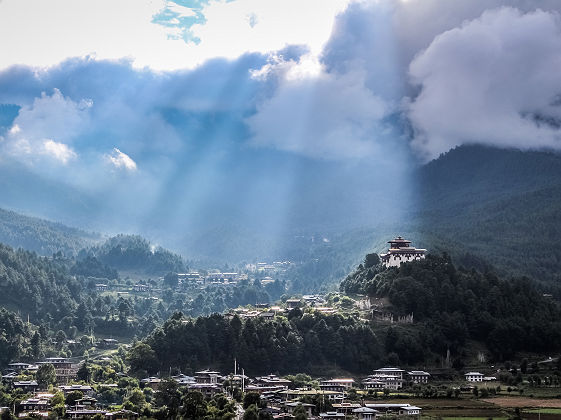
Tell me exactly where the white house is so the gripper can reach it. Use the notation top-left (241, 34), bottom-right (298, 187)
top-left (319, 379), bottom-right (355, 392)
top-left (408, 371), bottom-right (430, 384)
top-left (465, 372), bottom-right (484, 382)
top-left (363, 368), bottom-right (406, 390)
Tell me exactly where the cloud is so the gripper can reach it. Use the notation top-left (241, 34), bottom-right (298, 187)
top-left (246, 54), bottom-right (394, 160)
top-left (42, 139), bottom-right (77, 164)
top-left (0, 88), bottom-right (88, 165)
top-left (166, 2), bottom-right (196, 18)
top-left (407, 7), bottom-right (561, 160)
top-left (105, 148), bottom-right (137, 171)
top-left (11, 88), bottom-right (91, 144)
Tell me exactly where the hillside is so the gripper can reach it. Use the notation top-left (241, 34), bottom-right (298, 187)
top-left (0, 207), bottom-right (100, 256)
top-left (84, 234), bottom-right (187, 274)
top-left (413, 145), bottom-right (561, 283)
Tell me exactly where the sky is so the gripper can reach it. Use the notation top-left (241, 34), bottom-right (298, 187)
top-left (0, 0), bottom-right (560, 258)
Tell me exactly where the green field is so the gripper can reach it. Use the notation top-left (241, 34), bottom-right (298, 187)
top-left (524, 409), bottom-right (561, 414)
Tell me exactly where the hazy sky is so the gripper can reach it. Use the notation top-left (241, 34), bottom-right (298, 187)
top-left (0, 0), bottom-right (560, 253)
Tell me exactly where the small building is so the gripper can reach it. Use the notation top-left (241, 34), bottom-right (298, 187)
top-left (332, 403), bottom-right (361, 415)
top-left (353, 407), bottom-right (378, 420)
top-left (319, 379), bottom-right (355, 392)
top-left (255, 375), bottom-right (291, 388)
top-left (19, 397), bottom-right (50, 412)
top-left (59, 385), bottom-right (95, 396)
top-left (8, 362), bottom-right (33, 372)
top-left (366, 404), bottom-right (421, 418)
top-left (39, 357), bottom-right (76, 384)
top-left (195, 370), bottom-right (223, 384)
top-left (13, 380), bottom-right (38, 392)
top-left (319, 412), bottom-right (345, 419)
top-left (465, 372), bottom-right (484, 382)
top-left (285, 299), bottom-right (302, 309)
top-left (95, 284), bottom-right (108, 292)
top-left (408, 370), bottom-right (430, 384)
top-left (285, 402), bottom-right (315, 418)
top-left (380, 236), bottom-right (426, 268)
top-left (133, 284), bottom-right (150, 292)
top-left (188, 383), bottom-right (222, 397)
top-left (140, 377), bottom-right (161, 390)
top-left (363, 368), bottom-right (405, 390)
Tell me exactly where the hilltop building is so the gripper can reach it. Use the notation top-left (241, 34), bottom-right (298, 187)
top-left (380, 236), bottom-right (426, 268)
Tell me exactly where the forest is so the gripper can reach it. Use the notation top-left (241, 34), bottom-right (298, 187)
top-left (127, 252), bottom-right (561, 377)
top-left (341, 253), bottom-right (561, 361)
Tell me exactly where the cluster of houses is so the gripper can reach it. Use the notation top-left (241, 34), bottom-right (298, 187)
top-left (1, 360), bottom-right (139, 419)
top-left (139, 368), bottom-right (427, 419)
top-left (223, 295), bottom-right (334, 320)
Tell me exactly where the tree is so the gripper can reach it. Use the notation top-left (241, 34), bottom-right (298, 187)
top-left (126, 342), bottom-right (158, 375)
top-left (77, 363), bottom-right (90, 382)
top-left (181, 391), bottom-right (207, 419)
top-left (243, 392), bottom-right (261, 409)
top-left (164, 272), bottom-right (179, 289)
top-left (243, 405), bottom-right (259, 420)
top-left (36, 363), bottom-right (56, 388)
top-left (293, 405), bottom-right (308, 420)
top-left (521, 358), bottom-right (528, 374)
top-left (154, 378), bottom-right (181, 418)
top-left (66, 390), bottom-right (84, 406)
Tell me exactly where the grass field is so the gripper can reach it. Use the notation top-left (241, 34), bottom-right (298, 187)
top-left (441, 417), bottom-right (508, 420)
top-left (524, 409), bottom-right (561, 414)
top-left (484, 398), bottom-right (561, 408)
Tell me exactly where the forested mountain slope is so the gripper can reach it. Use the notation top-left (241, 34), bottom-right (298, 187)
top-left (0, 207), bottom-right (99, 256)
top-left (84, 234), bottom-right (187, 274)
top-left (414, 145), bottom-right (561, 283)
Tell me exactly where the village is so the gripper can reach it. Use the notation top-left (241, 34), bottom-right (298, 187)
top-left (2, 354), bottom-right (517, 420)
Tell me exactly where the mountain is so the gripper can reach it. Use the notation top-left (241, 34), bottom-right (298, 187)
top-left (413, 145), bottom-right (561, 284)
top-left (0, 207), bottom-right (100, 256)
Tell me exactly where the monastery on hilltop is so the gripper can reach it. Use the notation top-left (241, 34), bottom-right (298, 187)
top-left (380, 236), bottom-right (426, 268)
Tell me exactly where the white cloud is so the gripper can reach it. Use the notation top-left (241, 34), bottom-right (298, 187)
top-left (247, 56), bottom-right (392, 160)
top-left (0, 0), bottom-right (352, 71)
top-left (1, 89), bottom-right (88, 165)
top-left (166, 2), bottom-right (196, 18)
top-left (105, 148), bottom-right (137, 171)
top-left (12, 89), bottom-right (91, 144)
top-left (408, 7), bottom-right (561, 160)
top-left (42, 139), bottom-right (77, 164)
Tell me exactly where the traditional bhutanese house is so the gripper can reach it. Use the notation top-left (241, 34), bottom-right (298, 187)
top-left (255, 375), bottom-right (291, 388)
top-left (187, 383), bottom-right (222, 397)
top-left (140, 377), bottom-right (161, 390)
top-left (59, 385), bottom-right (95, 396)
top-left (366, 404), bottom-right (421, 418)
top-left (106, 409), bottom-right (140, 419)
top-left (465, 372), bottom-right (484, 382)
top-left (319, 412), bottom-right (345, 419)
top-left (353, 407), bottom-right (378, 420)
top-left (13, 380), bottom-right (39, 392)
top-left (319, 378), bottom-right (355, 392)
top-left (194, 369), bottom-right (223, 384)
top-left (380, 236), bottom-right (426, 268)
top-left (408, 370), bottom-right (431, 384)
top-left (19, 397), bottom-right (50, 413)
top-left (280, 388), bottom-right (344, 402)
top-left (332, 403), bottom-right (361, 415)
top-left (285, 402), bottom-right (315, 418)
top-left (363, 367), bottom-right (405, 390)
top-left (39, 357), bottom-right (76, 384)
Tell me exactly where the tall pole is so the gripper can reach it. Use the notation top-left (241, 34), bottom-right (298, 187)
top-left (242, 368), bottom-right (245, 394)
